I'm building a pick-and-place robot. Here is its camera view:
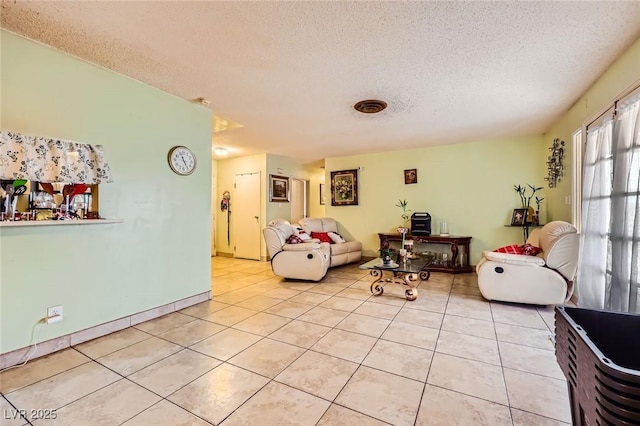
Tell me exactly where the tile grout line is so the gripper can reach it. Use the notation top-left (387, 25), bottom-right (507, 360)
top-left (6, 260), bottom-right (569, 424)
top-left (412, 274), bottom-right (454, 426)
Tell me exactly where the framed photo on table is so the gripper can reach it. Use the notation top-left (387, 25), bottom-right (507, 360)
top-left (330, 169), bottom-right (358, 206)
top-left (269, 174), bottom-right (289, 202)
top-left (511, 208), bottom-right (527, 226)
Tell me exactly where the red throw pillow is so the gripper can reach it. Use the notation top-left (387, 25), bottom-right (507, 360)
top-left (520, 243), bottom-right (542, 256)
top-left (286, 235), bottom-right (304, 244)
top-left (494, 244), bottom-right (523, 255)
top-left (311, 231), bottom-right (333, 244)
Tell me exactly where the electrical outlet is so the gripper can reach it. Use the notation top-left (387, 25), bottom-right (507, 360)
top-left (46, 305), bottom-right (63, 324)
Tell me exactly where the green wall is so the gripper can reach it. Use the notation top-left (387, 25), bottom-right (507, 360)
top-left (325, 136), bottom-right (545, 264)
top-left (543, 36), bottom-right (640, 222)
top-left (0, 31), bottom-right (212, 353)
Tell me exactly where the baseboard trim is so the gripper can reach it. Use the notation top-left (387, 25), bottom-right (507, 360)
top-left (0, 290), bottom-right (211, 370)
top-left (215, 252), bottom-right (234, 258)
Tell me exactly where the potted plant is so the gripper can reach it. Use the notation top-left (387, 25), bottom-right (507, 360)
top-left (379, 247), bottom-right (394, 265)
top-left (514, 184), bottom-right (543, 224)
top-left (395, 199), bottom-right (411, 259)
top-left (533, 196), bottom-right (544, 225)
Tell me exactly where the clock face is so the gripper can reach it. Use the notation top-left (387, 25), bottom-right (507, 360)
top-left (168, 146), bottom-right (197, 175)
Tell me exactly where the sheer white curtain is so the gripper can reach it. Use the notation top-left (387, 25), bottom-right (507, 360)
top-left (579, 119), bottom-right (613, 309)
top-left (578, 95), bottom-right (640, 313)
top-left (610, 96), bottom-right (640, 312)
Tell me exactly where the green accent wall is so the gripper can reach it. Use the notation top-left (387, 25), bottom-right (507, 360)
top-left (0, 31), bottom-right (212, 353)
top-left (325, 136), bottom-right (545, 264)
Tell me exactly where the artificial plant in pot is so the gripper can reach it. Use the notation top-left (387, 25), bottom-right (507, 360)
top-left (379, 247), bottom-right (394, 265)
top-left (395, 199), bottom-right (411, 257)
top-left (514, 184), bottom-right (543, 224)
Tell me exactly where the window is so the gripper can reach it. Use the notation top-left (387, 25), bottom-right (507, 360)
top-left (578, 93), bottom-right (640, 313)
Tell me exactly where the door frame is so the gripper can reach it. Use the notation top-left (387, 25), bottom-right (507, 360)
top-left (233, 171), bottom-right (261, 260)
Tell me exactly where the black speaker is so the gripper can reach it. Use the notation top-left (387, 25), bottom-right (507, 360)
top-left (411, 212), bottom-right (431, 236)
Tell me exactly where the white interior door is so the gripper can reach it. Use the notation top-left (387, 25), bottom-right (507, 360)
top-left (290, 178), bottom-right (307, 223)
top-left (234, 172), bottom-right (261, 260)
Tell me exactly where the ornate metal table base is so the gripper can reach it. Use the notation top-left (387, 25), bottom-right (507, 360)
top-left (369, 269), bottom-right (427, 301)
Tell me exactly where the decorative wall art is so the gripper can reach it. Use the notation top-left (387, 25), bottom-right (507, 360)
top-left (269, 174), bottom-right (289, 202)
top-left (544, 138), bottom-right (565, 188)
top-left (319, 183), bottom-right (326, 205)
top-left (330, 169), bottom-right (358, 206)
top-left (404, 169), bottom-right (418, 184)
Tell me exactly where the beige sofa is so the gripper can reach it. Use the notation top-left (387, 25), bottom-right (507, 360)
top-left (262, 219), bottom-right (330, 281)
top-left (299, 217), bottom-right (362, 267)
top-left (476, 221), bottom-right (579, 305)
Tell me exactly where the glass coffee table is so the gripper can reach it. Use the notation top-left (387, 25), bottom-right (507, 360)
top-left (359, 255), bottom-right (432, 301)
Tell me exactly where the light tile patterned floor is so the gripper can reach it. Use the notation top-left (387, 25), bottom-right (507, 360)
top-left (0, 257), bottom-right (572, 425)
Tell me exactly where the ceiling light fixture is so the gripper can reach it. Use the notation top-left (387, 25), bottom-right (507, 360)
top-left (354, 99), bottom-right (387, 114)
top-left (214, 147), bottom-right (228, 156)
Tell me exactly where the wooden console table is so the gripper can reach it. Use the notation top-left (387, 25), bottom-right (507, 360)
top-left (378, 233), bottom-right (473, 274)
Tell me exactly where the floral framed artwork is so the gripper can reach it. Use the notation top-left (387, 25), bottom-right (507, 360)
top-left (404, 168), bottom-right (417, 184)
top-left (330, 169), bottom-right (358, 206)
top-left (511, 208), bottom-right (527, 226)
top-left (269, 174), bottom-right (289, 202)
top-left (319, 183), bottom-right (326, 205)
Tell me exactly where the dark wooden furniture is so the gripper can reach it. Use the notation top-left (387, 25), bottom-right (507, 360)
top-left (378, 233), bottom-right (472, 273)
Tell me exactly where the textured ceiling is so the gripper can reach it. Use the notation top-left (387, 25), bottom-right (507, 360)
top-left (2, 1), bottom-right (640, 163)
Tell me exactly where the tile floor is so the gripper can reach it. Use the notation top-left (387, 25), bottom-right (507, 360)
top-left (0, 257), bottom-right (572, 425)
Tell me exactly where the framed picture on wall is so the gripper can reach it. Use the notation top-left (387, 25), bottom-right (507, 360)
top-left (330, 169), bottom-right (358, 206)
top-left (404, 168), bottom-right (417, 184)
top-left (320, 183), bottom-right (326, 205)
top-left (269, 174), bottom-right (289, 202)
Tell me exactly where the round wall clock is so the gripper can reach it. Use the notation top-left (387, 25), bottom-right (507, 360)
top-left (168, 145), bottom-right (197, 176)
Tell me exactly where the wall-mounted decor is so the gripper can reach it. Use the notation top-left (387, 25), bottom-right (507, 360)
top-left (404, 168), bottom-right (417, 184)
top-left (544, 138), bottom-right (565, 188)
top-left (269, 174), bottom-right (289, 202)
top-left (330, 169), bottom-right (358, 206)
top-left (168, 145), bottom-right (196, 176)
top-left (319, 183), bottom-right (326, 205)
top-left (511, 208), bottom-right (527, 226)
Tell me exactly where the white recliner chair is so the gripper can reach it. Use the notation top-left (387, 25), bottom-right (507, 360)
top-left (476, 221), bottom-right (579, 305)
top-left (299, 217), bottom-right (362, 267)
top-left (263, 219), bottom-right (330, 281)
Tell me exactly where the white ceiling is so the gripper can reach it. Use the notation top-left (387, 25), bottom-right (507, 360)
top-left (2, 1), bottom-right (639, 164)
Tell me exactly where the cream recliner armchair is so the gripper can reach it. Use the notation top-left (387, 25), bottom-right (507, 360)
top-left (263, 219), bottom-right (330, 281)
top-left (476, 221), bottom-right (579, 305)
top-left (299, 217), bottom-right (362, 267)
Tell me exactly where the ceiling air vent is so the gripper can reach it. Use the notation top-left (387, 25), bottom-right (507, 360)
top-left (353, 99), bottom-right (387, 114)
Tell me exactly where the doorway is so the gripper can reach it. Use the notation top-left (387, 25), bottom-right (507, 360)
top-left (290, 178), bottom-right (307, 223)
top-left (233, 172), bottom-right (261, 260)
